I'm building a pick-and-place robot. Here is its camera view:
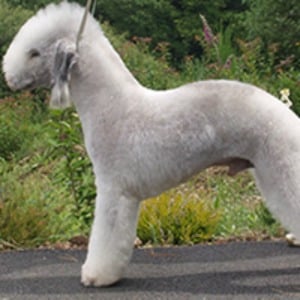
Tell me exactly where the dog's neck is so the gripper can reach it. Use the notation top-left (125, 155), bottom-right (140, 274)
top-left (68, 31), bottom-right (144, 155)
top-left (70, 32), bottom-right (141, 114)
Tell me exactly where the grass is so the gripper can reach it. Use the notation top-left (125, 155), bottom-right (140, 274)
top-left (0, 150), bottom-right (88, 249)
top-left (208, 170), bottom-right (283, 240)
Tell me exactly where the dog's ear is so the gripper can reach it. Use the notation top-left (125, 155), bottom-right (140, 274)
top-left (50, 39), bottom-right (78, 109)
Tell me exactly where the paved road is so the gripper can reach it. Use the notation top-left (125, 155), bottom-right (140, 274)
top-left (0, 241), bottom-right (300, 300)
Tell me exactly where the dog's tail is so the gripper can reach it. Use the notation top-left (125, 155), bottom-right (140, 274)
top-left (253, 141), bottom-right (300, 240)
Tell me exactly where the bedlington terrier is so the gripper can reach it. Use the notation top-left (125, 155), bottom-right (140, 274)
top-left (2, 1), bottom-right (300, 287)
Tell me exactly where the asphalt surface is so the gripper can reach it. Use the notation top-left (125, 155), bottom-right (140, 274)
top-left (0, 241), bottom-right (300, 300)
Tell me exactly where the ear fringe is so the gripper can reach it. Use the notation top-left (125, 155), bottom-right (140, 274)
top-left (50, 81), bottom-right (72, 109)
top-left (50, 39), bottom-right (77, 109)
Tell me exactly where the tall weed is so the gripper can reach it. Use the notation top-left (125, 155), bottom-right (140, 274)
top-left (47, 109), bottom-right (95, 228)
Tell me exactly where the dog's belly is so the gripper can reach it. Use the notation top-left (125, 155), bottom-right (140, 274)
top-left (214, 158), bottom-right (254, 176)
top-left (123, 149), bottom-right (254, 200)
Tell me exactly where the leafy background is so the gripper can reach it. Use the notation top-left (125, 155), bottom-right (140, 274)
top-left (0, 0), bottom-right (298, 248)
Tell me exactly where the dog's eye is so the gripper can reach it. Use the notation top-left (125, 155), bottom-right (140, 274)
top-left (28, 49), bottom-right (41, 59)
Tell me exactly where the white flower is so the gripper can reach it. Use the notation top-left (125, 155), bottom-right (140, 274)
top-left (280, 88), bottom-right (292, 108)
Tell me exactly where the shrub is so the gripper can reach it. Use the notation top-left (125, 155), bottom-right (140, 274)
top-left (138, 189), bottom-right (220, 245)
top-left (0, 158), bottom-right (80, 248)
top-left (239, 0), bottom-right (300, 67)
top-left (96, 0), bottom-right (236, 64)
top-left (0, 193), bottom-right (51, 248)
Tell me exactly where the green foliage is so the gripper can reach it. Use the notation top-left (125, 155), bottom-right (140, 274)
top-left (97, 0), bottom-right (299, 69)
top-left (7, 0), bottom-right (61, 10)
top-left (0, 114), bottom-right (25, 160)
top-left (190, 20), bottom-right (300, 115)
top-left (0, 98), bottom-right (87, 249)
top-left (138, 190), bottom-right (220, 245)
top-left (276, 71), bottom-right (300, 116)
top-left (0, 3), bottom-right (297, 248)
top-left (0, 0), bottom-right (33, 97)
top-left (46, 109), bottom-right (95, 228)
top-left (97, 0), bottom-right (235, 64)
top-left (0, 95), bottom-right (34, 160)
top-left (209, 171), bottom-right (282, 239)
top-left (239, 0), bottom-right (300, 67)
top-left (0, 173), bottom-right (52, 248)
top-left (0, 0), bottom-right (32, 53)
top-left (138, 169), bottom-right (283, 246)
top-left (103, 23), bottom-right (182, 89)
top-left (0, 157), bottom-right (81, 249)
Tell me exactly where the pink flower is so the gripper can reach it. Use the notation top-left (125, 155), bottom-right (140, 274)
top-left (199, 14), bottom-right (216, 45)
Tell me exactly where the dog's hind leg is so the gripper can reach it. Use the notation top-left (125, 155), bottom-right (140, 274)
top-left (286, 233), bottom-right (300, 246)
top-left (253, 152), bottom-right (300, 240)
top-left (81, 188), bottom-right (140, 287)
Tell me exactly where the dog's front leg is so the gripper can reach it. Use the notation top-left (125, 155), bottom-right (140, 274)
top-left (81, 189), bottom-right (140, 287)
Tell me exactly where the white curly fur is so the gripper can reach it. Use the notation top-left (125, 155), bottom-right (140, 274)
top-left (3, 1), bottom-right (300, 287)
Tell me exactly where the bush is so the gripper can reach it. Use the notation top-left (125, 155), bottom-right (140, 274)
top-left (0, 158), bottom-right (80, 248)
top-left (96, 0), bottom-right (236, 64)
top-left (138, 189), bottom-right (220, 245)
top-left (0, 191), bottom-right (51, 248)
top-left (239, 0), bottom-right (300, 67)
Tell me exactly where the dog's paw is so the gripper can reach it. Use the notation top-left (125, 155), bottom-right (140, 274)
top-left (81, 262), bottom-right (121, 287)
top-left (286, 233), bottom-right (300, 247)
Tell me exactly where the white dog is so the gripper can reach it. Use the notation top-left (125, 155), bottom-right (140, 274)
top-left (2, 1), bottom-right (300, 287)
